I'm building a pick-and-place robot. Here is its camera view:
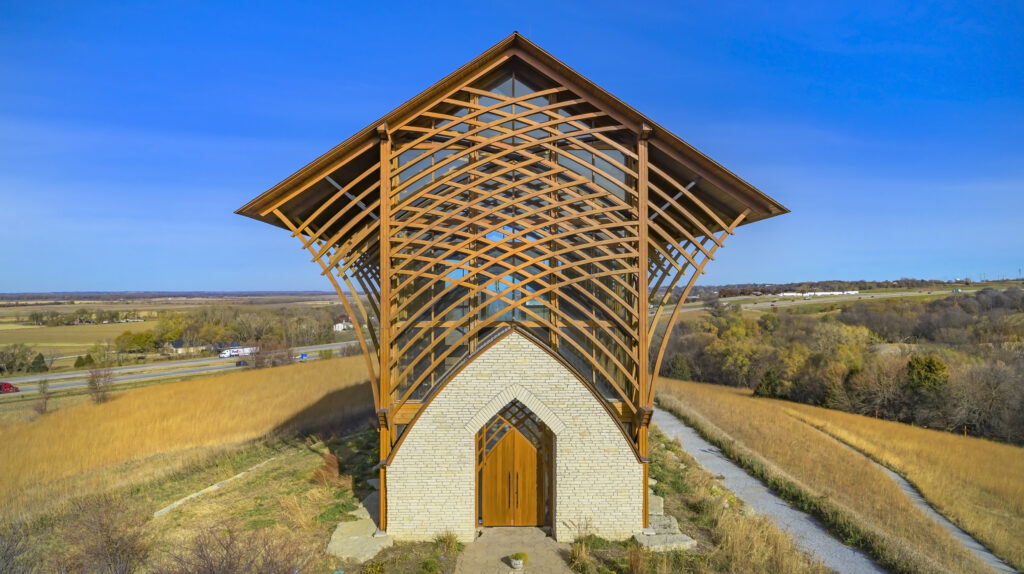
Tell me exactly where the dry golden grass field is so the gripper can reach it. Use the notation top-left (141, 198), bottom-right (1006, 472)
top-left (0, 355), bottom-right (374, 519)
top-left (658, 379), bottom-right (1002, 574)
top-left (783, 402), bottom-right (1024, 571)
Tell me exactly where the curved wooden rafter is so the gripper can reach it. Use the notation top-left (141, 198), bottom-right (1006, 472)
top-left (239, 34), bottom-right (787, 533)
top-left (272, 209), bottom-right (380, 411)
top-left (271, 73), bottom-right (753, 448)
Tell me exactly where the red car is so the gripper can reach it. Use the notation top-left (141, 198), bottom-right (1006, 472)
top-left (1, 382), bottom-right (19, 393)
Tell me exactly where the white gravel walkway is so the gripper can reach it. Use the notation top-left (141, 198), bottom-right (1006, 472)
top-left (653, 409), bottom-right (885, 574)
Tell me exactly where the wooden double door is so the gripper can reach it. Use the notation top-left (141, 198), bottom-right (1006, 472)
top-left (477, 400), bottom-right (552, 527)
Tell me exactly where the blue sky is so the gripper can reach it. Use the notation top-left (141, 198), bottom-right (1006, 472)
top-left (1, 2), bottom-right (1022, 291)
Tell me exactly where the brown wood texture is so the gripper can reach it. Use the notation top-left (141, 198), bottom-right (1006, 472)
top-left (264, 62), bottom-right (758, 459)
top-left (242, 36), bottom-right (787, 534)
top-left (478, 424), bottom-right (545, 526)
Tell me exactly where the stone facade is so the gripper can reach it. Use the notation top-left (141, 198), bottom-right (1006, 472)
top-left (386, 331), bottom-right (644, 543)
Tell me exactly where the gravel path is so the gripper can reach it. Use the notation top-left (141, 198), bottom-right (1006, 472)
top-left (874, 465), bottom-right (1016, 573)
top-left (653, 409), bottom-right (885, 574)
top-left (802, 426), bottom-right (1018, 573)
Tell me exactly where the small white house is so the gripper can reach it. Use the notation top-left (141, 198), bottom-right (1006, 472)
top-left (333, 321), bottom-right (353, 332)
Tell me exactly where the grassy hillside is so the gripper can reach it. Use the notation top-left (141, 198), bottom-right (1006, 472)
top-left (784, 401), bottom-right (1024, 570)
top-left (0, 356), bottom-right (374, 519)
top-left (658, 379), bottom-right (1000, 574)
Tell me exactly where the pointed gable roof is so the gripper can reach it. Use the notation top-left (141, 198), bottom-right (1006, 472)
top-left (236, 32), bottom-right (787, 228)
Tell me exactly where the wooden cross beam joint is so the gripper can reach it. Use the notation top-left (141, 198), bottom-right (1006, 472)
top-left (633, 405), bottom-right (654, 429)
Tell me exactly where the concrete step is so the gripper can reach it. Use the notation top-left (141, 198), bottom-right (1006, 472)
top-left (649, 514), bottom-right (680, 535)
top-left (648, 493), bottom-right (664, 516)
top-left (633, 532), bottom-right (697, 552)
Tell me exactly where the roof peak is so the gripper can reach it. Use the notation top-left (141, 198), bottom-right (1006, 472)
top-left (237, 32), bottom-right (786, 224)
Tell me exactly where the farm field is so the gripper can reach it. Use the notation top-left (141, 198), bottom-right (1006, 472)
top-left (657, 379), bottom-right (1011, 574)
top-left (0, 293), bottom-right (339, 321)
top-left (0, 321), bottom-right (141, 360)
top-left (0, 293), bottom-right (362, 371)
top-left (0, 354), bottom-right (375, 519)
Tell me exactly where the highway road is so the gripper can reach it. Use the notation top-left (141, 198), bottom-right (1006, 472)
top-left (1, 288), bottom-right (978, 396)
top-left (2, 341), bottom-right (359, 395)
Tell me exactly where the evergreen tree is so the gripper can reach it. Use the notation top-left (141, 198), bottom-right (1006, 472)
top-left (28, 352), bottom-right (48, 373)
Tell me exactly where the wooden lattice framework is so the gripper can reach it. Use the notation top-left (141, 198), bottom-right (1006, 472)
top-left (237, 33), bottom-right (787, 531)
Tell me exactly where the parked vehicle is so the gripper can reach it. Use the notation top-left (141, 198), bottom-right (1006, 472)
top-left (1, 382), bottom-right (20, 393)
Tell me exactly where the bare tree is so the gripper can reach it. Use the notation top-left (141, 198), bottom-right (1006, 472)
top-left (0, 522), bottom-right (33, 574)
top-left (34, 378), bottom-right (51, 415)
top-left (45, 350), bottom-right (61, 371)
top-left (152, 525), bottom-right (307, 574)
top-left (65, 495), bottom-right (150, 574)
top-left (87, 366), bottom-right (114, 404)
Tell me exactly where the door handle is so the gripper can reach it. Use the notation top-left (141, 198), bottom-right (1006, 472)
top-left (508, 472), bottom-right (512, 508)
top-left (516, 471), bottom-right (519, 508)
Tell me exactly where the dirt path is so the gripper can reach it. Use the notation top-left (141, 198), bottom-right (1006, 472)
top-left (653, 409), bottom-right (885, 574)
top-left (792, 418), bottom-right (1017, 573)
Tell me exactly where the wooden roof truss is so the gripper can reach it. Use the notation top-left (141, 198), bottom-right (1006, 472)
top-left (240, 34), bottom-right (786, 531)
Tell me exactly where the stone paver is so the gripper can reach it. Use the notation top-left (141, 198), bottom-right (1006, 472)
top-left (325, 490), bottom-right (393, 562)
top-left (455, 527), bottom-right (573, 574)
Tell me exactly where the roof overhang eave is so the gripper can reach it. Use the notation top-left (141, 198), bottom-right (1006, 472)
top-left (237, 32), bottom-right (789, 232)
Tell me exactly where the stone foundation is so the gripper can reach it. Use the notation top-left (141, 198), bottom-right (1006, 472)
top-left (386, 331), bottom-right (644, 543)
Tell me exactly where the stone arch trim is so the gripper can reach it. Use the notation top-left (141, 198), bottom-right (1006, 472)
top-left (385, 327), bottom-right (642, 466)
top-left (384, 326), bottom-right (645, 542)
top-left (463, 383), bottom-right (567, 436)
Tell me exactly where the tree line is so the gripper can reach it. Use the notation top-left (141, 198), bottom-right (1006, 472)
top-left (25, 308), bottom-right (145, 326)
top-left (689, 277), bottom-right (973, 298)
top-left (660, 288), bottom-right (1024, 444)
top-left (144, 305), bottom-right (343, 349)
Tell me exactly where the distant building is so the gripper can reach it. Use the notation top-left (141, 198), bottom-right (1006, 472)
top-left (333, 321), bottom-right (353, 332)
top-left (778, 291), bottom-right (859, 298)
top-left (165, 339), bottom-right (204, 355)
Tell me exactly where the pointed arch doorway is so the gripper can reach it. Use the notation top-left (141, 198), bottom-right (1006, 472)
top-left (476, 399), bottom-right (554, 527)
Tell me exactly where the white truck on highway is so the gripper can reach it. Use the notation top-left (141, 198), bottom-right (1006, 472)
top-left (219, 346), bottom-right (259, 358)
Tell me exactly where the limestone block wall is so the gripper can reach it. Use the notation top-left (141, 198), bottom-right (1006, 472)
top-left (386, 331), bottom-right (644, 543)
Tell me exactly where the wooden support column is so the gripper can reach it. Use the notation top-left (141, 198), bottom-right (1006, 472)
top-left (637, 124), bottom-right (653, 528)
top-left (377, 122), bottom-right (392, 532)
